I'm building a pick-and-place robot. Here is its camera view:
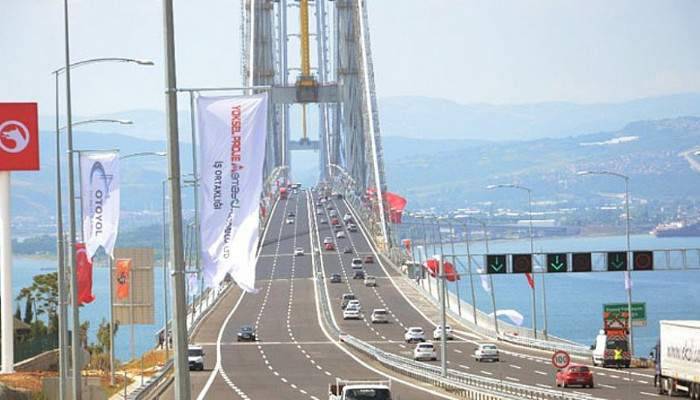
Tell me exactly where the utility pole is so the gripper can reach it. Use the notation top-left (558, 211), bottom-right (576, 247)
top-left (162, 0), bottom-right (191, 398)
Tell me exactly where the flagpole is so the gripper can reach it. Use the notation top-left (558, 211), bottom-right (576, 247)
top-left (108, 256), bottom-right (115, 386)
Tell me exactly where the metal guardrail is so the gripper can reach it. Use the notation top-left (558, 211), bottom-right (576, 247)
top-left (500, 334), bottom-right (592, 358)
top-left (318, 195), bottom-right (604, 400)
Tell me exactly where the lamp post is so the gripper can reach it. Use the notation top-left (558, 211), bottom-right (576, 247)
top-left (577, 170), bottom-right (634, 356)
top-left (53, 53), bottom-right (152, 399)
top-left (487, 184), bottom-right (548, 339)
top-left (114, 151), bottom-right (165, 385)
top-left (430, 215), bottom-right (449, 378)
top-left (452, 217), bottom-right (478, 326)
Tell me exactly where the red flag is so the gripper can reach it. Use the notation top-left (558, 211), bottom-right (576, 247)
top-left (75, 243), bottom-right (95, 305)
top-left (115, 259), bottom-right (131, 300)
top-left (424, 258), bottom-right (460, 282)
top-left (525, 272), bottom-right (535, 289)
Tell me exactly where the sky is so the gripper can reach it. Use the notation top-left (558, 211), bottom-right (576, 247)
top-left (2, 0), bottom-right (699, 117)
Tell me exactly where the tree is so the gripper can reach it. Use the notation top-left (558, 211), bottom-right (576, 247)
top-left (23, 297), bottom-right (33, 324)
top-left (16, 272), bottom-right (58, 333)
top-left (14, 305), bottom-right (20, 321)
top-left (94, 319), bottom-right (119, 354)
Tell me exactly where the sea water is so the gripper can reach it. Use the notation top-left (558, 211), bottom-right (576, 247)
top-left (433, 234), bottom-right (700, 356)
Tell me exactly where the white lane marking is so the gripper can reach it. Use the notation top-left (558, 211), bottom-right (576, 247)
top-left (310, 191), bottom-right (455, 400)
top-left (453, 349), bottom-right (462, 354)
top-left (535, 370), bottom-right (548, 375)
top-left (598, 384), bottom-right (616, 389)
top-left (480, 370), bottom-right (493, 376)
top-left (640, 392), bottom-right (660, 397)
top-left (536, 383), bottom-right (550, 389)
top-left (196, 290), bottom-right (247, 400)
top-left (509, 364), bottom-right (522, 369)
top-left (505, 376), bottom-right (520, 382)
top-left (458, 364), bottom-right (470, 370)
top-left (638, 380), bottom-right (649, 384)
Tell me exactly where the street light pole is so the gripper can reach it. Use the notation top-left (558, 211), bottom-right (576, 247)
top-left (454, 218), bottom-right (477, 325)
top-left (162, 0), bottom-right (192, 396)
top-left (52, 53), bottom-right (152, 397)
top-left (61, 0), bottom-right (82, 396)
top-left (487, 184), bottom-right (548, 339)
top-left (578, 170), bottom-right (634, 356)
top-left (433, 217), bottom-right (448, 378)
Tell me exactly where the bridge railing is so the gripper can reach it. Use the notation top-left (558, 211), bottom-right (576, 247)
top-left (309, 192), bottom-right (598, 400)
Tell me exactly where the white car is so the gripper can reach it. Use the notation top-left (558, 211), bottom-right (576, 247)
top-left (413, 342), bottom-right (437, 361)
top-left (404, 327), bottom-right (426, 343)
top-left (285, 218), bottom-right (294, 224)
top-left (432, 325), bottom-right (454, 340)
top-left (351, 258), bottom-right (363, 269)
top-left (323, 237), bottom-right (333, 245)
top-left (346, 299), bottom-right (361, 311)
top-left (347, 224), bottom-right (358, 232)
top-left (364, 275), bottom-right (377, 287)
top-left (343, 213), bottom-right (353, 222)
top-left (343, 307), bottom-right (361, 320)
top-left (188, 345), bottom-right (205, 371)
top-left (370, 309), bottom-right (388, 323)
top-left (294, 247), bottom-right (305, 256)
top-left (474, 343), bottom-right (500, 362)
top-left (336, 231), bottom-right (346, 239)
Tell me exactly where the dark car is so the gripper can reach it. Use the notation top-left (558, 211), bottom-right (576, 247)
top-left (237, 325), bottom-right (256, 342)
top-left (555, 365), bottom-right (594, 388)
top-left (353, 270), bottom-right (366, 280)
top-left (287, 212), bottom-right (295, 218)
top-left (363, 255), bottom-right (374, 264)
top-left (343, 247), bottom-right (353, 254)
top-left (330, 274), bottom-right (342, 283)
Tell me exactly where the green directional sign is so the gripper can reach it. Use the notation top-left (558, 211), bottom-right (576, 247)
top-left (546, 253), bottom-right (567, 273)
top-left (486, 255), bottom-right (507, 274)
top-left (607, 252), bottom-right (628, 271)
top-left (512, 254), bottom-right (532, 273)
top-left (604, 302), bottom-right (647, 326)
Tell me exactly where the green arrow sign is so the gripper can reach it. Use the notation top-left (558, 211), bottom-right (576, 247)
top-left (607, 252), bottom-right (628, 271)
top-left (486, 255), bottom-right (507, 274)
top-left (546, 253), bottom-right (567, 273)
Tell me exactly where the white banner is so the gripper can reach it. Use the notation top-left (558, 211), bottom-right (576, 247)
top-left (489, 309), bottom-right (525, 327)
top-left (198, 94), bottom-right (268, 292)
top-left (80, 151), bottom-right (120, 258)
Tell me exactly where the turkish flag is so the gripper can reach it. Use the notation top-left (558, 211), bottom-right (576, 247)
top-left (75, 243), bottom-right (95, 305)
top-left (424, 258), bottom-right (460, 282)
top-left (525, 272), bottom-right (535, 289)
top-left (115, 259), bottom-right (131, 300)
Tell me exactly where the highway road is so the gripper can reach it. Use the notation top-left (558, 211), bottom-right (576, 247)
top-left (158, 187), bottom-right (661, 400)
top-left (161, 190), bottom-right (452, 399)
top-left (314, 191), bottom-right (661, 400)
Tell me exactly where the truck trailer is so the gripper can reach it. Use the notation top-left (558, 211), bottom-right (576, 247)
top-left (658, 320), bottom-right (700, 398)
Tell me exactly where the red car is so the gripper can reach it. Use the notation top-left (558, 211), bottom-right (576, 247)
top-left (555, 364), bottom-right (594, 388)
top-left (324, 242), bottom-right (335, 251)
top-left (363, 255), bottom-right (374, 264)
top-left (331, 218), bottom-right (340, 225)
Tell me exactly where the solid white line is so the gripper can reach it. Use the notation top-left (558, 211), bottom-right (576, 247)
top-left (308, 190), bottom-right (456, 400)
top-left (196, 196), bottom-right (282, 400)
top-left (196, 290), bottom-right (247, 400)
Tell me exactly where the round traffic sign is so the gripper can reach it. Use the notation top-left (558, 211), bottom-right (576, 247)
top-left (552, 350), bottom-right (570, 369)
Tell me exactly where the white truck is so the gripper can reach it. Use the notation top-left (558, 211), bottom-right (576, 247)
top-left (657, 320), bottom-right (700, 398)
top-left (328, 379), bottom-right (392, 400)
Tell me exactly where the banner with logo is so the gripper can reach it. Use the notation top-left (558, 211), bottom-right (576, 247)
top-left (115, 259), bottom-right (131, 300)
top-left (80, 151), bottom-right (120, 258)
top-left (75, 243), bottom-right (95, 305)
top-left (197, 94), bottom-right (268, 292)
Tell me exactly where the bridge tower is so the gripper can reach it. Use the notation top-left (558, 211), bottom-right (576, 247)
top-left (244, 0), bottom-right (392, 247)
